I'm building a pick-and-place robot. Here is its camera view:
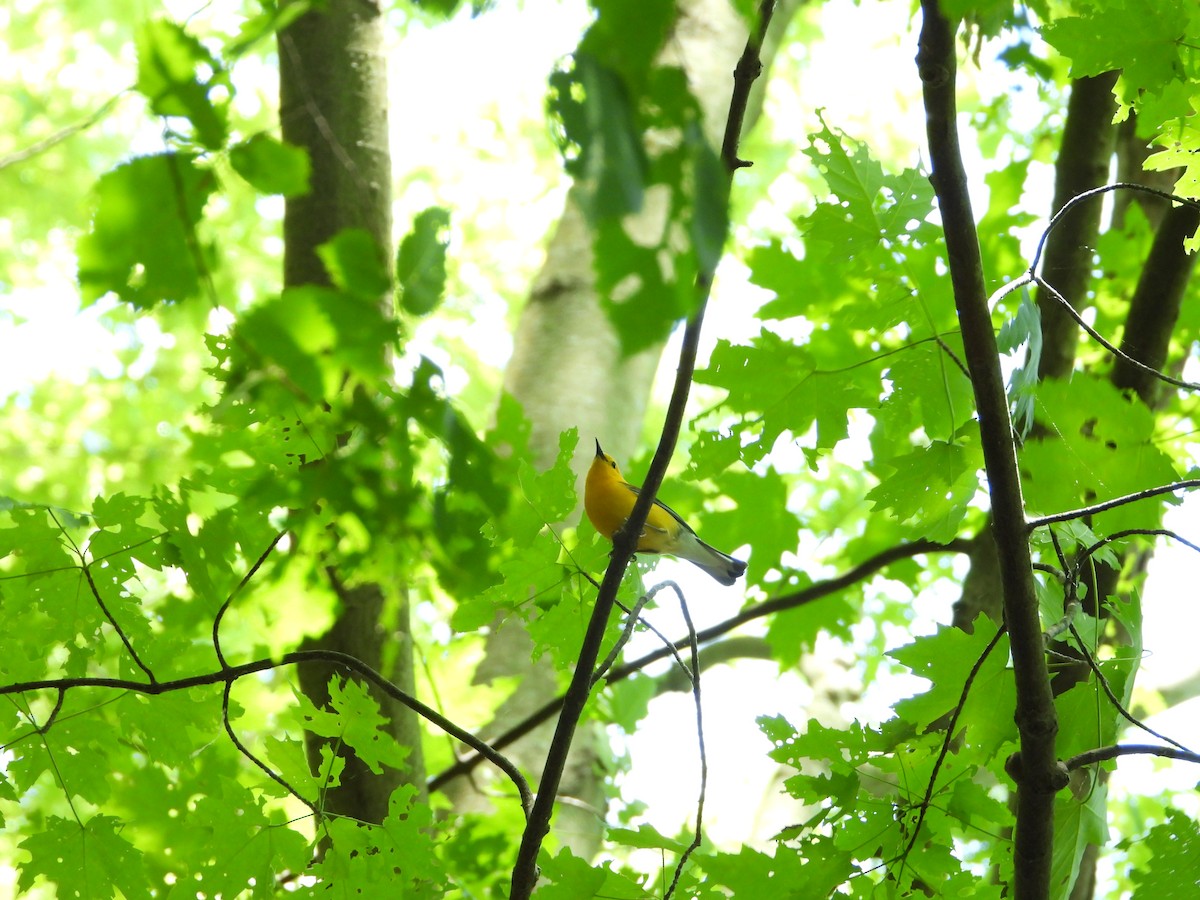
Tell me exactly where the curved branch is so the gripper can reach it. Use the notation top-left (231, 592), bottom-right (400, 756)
top-left (222, 677), bottom-right (316, 813)
top-left (1033, 275), bottom-right (1200, 394)
top-left (79, 559), bottom-right (157, 684)
top-left (1066, 623), bottom-right (1194, 756)
top-left (897, 623), bottom-right (1007, 881)
top-left (212, 530), bottom-right (288, 669)
top-left (0, 648), bottom-right (532, 821)
top-left (1073, 528), bottom-right (1200, 581)
top-left (1112, 202), bottom-right (1200, 403)
top-left (1030, 183), bottom-right (1200, 276)
top-left (657, 635), bottom-right (773, 693)
top-left (665, 582), bottom-right (706, 900)
top-left (1035, 72), bottom-right (1119, 381)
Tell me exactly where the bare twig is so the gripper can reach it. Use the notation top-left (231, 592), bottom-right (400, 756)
top-left (595, 588), bottom-right (660, 686)
top-left (50, 510), bottom-right (158, 685)
top-left (222, 678), bottom-right (317, 812)
top-left (212, 530), bottom-right (289, 668)
top-left (1064, 743), bottom-right (1200, 770)
top-left (0, 91), bottom-right (127, 171)
top-left (665, 582), bottom-right (705, 900)
top-left (1066, 623), bottom-right (1194, 756)
top-left (1029, 183), bottom-right (1200, 276)
top-left (896, 624), bottom-right (1007, 881)
top-left (1033, 275), bottom-right (1200, 394)
top-left (1027, 480), bottom-right (1200, 530)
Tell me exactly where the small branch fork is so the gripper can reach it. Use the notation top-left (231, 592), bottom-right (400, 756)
top-left (13, 513), bottom-right (962, 847)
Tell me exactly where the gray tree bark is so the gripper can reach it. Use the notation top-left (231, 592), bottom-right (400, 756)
top-left (279, 0), bottom-right (426, 825)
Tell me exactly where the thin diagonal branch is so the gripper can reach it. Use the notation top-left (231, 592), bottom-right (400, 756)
top-left (1030, 183), bottom-right (1200, 276)
top-left (0, 91), bottom-right (127, 171)
top-left (897, 623), bottom-right (1007, 880)
top-left (665, 582), bottom-right (706, 900)
top-left (1034, 275), bottom-right (1200, 394)
top-left (212, 530), bottom-right (288, 668)
top-left (1066, 622), bottom-right (1194, 756)
top-left (508, 5), bottom-right (776, 894)
top-left (1027, 480), bottom-right (1200, 530)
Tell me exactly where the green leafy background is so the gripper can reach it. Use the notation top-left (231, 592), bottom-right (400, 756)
top-left (1, 0), bottom-right (1198, 897)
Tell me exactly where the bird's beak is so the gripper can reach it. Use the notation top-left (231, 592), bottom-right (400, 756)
top-left (594, 438), bottom-right (604, 458)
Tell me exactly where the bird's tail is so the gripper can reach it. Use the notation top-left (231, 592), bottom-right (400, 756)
top-left (679, 534), bottom-right (747, 586)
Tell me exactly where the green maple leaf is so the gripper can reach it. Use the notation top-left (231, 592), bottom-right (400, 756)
top-left (77, 153), bottom-right (216, 309)
top-left (18, 815), bottom-right (151, 900)
top-left (867, 440), bottom-right (982, 542)
top-left (889, 624), bottom-right (1012, 743)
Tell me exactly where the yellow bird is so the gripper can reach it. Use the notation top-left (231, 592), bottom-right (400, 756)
top-left (584, 439), bottom-right (747, 586)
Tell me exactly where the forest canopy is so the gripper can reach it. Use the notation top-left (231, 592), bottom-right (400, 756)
top-left (1, 0), bottom-right (1200, 898)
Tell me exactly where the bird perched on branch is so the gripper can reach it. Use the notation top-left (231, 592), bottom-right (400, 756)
top-left (584, 439), bottom-right (747, 585)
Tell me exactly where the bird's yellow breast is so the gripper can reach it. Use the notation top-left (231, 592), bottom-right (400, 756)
top-left (585, 452), bottom-right (682, 552)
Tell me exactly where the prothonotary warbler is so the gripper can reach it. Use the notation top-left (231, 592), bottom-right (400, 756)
top-left (584, 439), bottom-right (747, 586)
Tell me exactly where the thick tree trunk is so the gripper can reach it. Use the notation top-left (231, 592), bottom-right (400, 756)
top-left (279, 0), bottom-right (426, 825)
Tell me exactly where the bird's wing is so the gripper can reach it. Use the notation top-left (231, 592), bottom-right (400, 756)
top-left (621, 481), bottom-right (696, 535)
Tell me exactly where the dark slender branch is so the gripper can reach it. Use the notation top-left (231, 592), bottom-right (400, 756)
top-left (212, 530), bottom-right (288, 669)
top-left (429, 538), bottom-right (968, 791)
top-left (665, 583), bottom-right (705, 900)
top-left (1067, 623), bottom-right (1194, 755)
top-left (597, 582), bottom-right (694, 688)
top-left (1074, 528), bottom-right (1200, 581)
top-left (1042, 527), bottom-right (1080, 643)
top-left (0, 648), bottom-right (532, 820)
top-left (1031, 184), bottom-right (1200, 275)
top-left (1112, 202), bottom-right (1200, 403)
top-left (38, 689), bottom-right (66, 735)
top-left (79, 561), bottom-right (158, 684)
top-left (897, 623), bottom-right (1007, 881)
top-left (917, 5), bottom-right (1061, 896)
top-left (46, 510), bottom-right (158, 684)
top-left (222, 678), bottom-right (316, 812)
top-left (1034, 275), bottom-right (1200, 394)
top-left (594, 589), bottom-right (657, 686)
top-left (1027, 480), bottom-right (1200, 530)
top-left (509, 310), bottom-right (707, 895)
top-left (721, 0), bottom-right (775, 171)
top-left (1064, 743), bottom-right (1200, 770)
top-left (1034, 72), bottom-right (1118, 381)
